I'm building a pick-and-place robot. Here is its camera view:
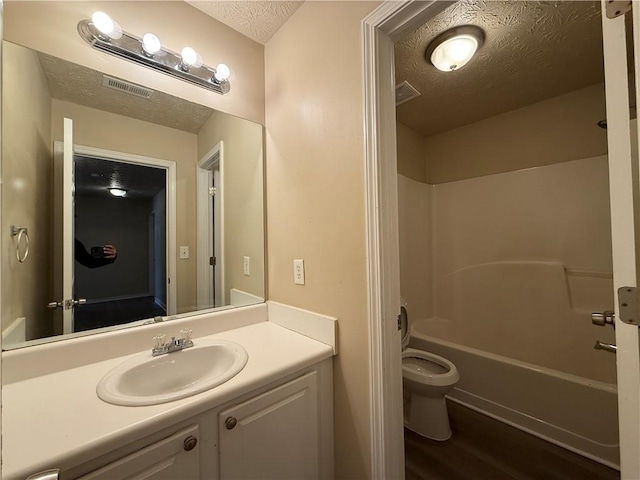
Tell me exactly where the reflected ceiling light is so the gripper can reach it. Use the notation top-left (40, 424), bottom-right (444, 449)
top-left (142, 33), bottom-right (162, 57)
top-left (425, 25), bottom-right (484, 72)
top-left (77, 14), bottom-right (231, 95)
top-left (108, 188), bottom-right (128, 197)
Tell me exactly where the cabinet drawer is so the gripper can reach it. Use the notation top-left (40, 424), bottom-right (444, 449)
top-left (77, 425), bottom-right (200, 480)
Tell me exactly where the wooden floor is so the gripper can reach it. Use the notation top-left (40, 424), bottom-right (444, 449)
top-left (74, 296), bottom-right (166, 332)
top-left (405, 401), bottom-right (619, 480)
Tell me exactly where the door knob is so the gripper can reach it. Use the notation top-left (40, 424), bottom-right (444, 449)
top-left (591, 310), bottom-right (615, 327)
top-left (594, 340), bottom-right (617, 353)
top-left (47, 301), bottom-right (63, 309)
top-left (64, 298), bottom-right (87, 309)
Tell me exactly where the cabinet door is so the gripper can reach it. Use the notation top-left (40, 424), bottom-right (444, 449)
top-left (219, 371), bottom-right (318, 480)
top-left (77, 425), bottom-right (200, 480)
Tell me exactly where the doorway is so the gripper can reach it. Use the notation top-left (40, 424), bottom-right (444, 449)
top-left (197, 141), bottom-right (224, 309)
top-left (363, 1), bottom-right (640, 478)
top-left (73, 155), bottom-right (168, 331)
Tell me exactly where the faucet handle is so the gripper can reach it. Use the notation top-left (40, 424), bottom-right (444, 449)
top-left (153, 334), bottom-right (166, 349)
top-left (180, 329), bottom-right (193, 344)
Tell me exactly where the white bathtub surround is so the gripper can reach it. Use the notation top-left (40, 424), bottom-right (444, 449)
top-left (410, 321), bottom-right (619, 469)
top-left (398, 155), bottom-right (616, 384)
top-left (267, 301), bottom-right (338, 354)
top-left (2, 313), bottom-right (336, 479)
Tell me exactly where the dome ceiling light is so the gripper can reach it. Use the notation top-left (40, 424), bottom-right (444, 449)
top-left (425, 25), bottom-right (485, 72)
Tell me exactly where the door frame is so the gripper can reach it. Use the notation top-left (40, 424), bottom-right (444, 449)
top-left (54, 142), bottom-right (178, 319)
top-left (197, 141), bottom-right (224, 309)
top-left (601, 4), bottom-right (640, 477)
top-left (362, 2), bottom-right (452, 477)
top-left (362, 0), bottom-right (637, 478)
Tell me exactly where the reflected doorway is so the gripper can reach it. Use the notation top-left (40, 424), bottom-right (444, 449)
top-left (73, 156), bottom-right (168, 331)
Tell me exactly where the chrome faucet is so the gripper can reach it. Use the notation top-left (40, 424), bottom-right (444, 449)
top-left (152, 329), bottom-right (194, 356)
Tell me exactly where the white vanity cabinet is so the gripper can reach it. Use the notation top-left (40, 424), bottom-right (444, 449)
top-left (218, 371), bottom-right (318, 479)
top-left (60, 359), bottom-right (333, 480)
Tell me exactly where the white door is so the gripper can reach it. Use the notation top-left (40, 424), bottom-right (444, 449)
top-left (601, 3), bottom-right (640, 478)
top-left (52, 118), bottom-right (76, 335)
top-left (62, 118), bottom-right (75, 334)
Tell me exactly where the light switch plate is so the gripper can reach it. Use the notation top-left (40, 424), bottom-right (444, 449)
top-left (243, 256), bottom-right (250, 275)
top-left (294, 259), bottom-right (305, 285)
top-left (180, 246), bottom-right (189, 259)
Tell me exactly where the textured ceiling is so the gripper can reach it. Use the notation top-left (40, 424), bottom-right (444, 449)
top-left (185, 1), bottom-right (303, 44)
top-left (75, 156), bottom-right (166, 200)
top-left (38, 52), bottom-right (215, 134)
top-left (395, 0), bottom-right (604, 138)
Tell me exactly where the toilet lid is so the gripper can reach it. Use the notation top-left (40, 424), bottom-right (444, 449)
top-left (400, 306), bottom-right (410, 349)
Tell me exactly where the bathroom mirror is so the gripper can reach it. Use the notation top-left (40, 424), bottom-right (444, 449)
top-left (1, 39), bottom-right (265, 348)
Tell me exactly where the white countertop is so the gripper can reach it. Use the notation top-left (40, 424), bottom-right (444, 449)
top-left (3, 321), bottom-right (334, 480)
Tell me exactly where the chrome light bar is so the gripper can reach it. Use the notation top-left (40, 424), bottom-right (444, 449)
top-left (77, 19), bottom-right (231, 95)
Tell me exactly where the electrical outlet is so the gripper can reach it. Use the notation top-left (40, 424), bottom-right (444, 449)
top-left (294, 259), bottom-right (305, 285)
top-left (179, 246), bottom-right (189, 259)
top-left (243, 256), bottom-right (250, 276)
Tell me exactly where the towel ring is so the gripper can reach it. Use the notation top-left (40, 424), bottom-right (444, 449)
top-left (11, 226), bottom-right (29, 263)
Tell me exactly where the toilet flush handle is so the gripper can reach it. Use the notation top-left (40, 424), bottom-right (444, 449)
top-left (398, 305), bottom-right (408, 331)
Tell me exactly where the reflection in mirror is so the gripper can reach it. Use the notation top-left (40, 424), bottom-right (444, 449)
top-left (1, 41), bottom-right (265, 348)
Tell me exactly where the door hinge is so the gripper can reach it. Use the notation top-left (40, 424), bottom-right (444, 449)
top-left (605, 0), bottom-right (631, 19)
top-left (210, 256), bottom-right (216, 266)
top-left (618, 286), bottom-right (640, 326)
top-left (209, 187), bottom-right (216, 196)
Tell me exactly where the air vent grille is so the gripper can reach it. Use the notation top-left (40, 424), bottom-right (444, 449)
top-left (396, 80), bottom-right (420, 106)
top-left (102, 75), bottom-right (154, 99)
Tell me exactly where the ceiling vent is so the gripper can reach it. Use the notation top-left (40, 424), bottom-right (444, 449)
top-left (102, 75), bottom-right (154, 99)
top-left (396, 80), bottom-right (421, 106)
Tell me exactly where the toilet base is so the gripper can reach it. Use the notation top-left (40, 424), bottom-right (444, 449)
top-left (405, 392), bottom-right (452, 441)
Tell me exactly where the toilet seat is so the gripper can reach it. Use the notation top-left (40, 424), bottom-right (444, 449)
top-left (402, 348), bottom-right (459, 387)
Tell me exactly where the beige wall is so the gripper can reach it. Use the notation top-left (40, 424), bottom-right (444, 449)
top-left (2, 42), bottom-right (53, 340)
top-left (265, 2), bottom-right (379, 478)
top-left (197, 111), bottom-right (265, 301)
top-left (396, 122), bottom-right (426, 183)
top-left (423, 83), bottom-right (608, 184)
top-left (51, 99), bottom-right (199, 314)
top-left (4, 1), bottom-right (265, 124)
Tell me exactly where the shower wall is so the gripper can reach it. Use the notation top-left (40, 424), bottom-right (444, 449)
top-left (397, 82), bottom-right (616, 384)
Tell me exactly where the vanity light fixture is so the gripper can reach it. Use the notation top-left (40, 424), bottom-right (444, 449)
top-left (78, 12), bottom-right (231, 94)
top-left (108, 187), bottom-right (128, 197)
top-left (426, 25), bottom-right (484, 72)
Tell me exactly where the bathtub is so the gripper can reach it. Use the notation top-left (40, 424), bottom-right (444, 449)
top-left (410, 319), bottom-right (620, 469)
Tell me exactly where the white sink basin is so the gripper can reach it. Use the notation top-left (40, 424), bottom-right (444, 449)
top-left (97, 339), bottom-right (248, 406)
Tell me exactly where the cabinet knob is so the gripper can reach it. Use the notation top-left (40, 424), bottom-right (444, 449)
top-left (183, 435), bottom-right (198, 451)
top-left (225, 416), bottom-right (237, 430)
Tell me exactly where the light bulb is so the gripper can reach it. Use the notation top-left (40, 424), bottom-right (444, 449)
top-left (181, 47), bottom-right (198, 67)
top-left (90, 11), bottom-right (122, 40)
top-left (92, 11), bottom-right (114, 36)
top-left (214, 63), bottom-right (230, 82)
top-left (108, 188), bottom-right (128, 197)
top-left (142, 33), bottom-right (161, 56)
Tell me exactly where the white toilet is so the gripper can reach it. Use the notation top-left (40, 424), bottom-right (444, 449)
top-left (400, 306), bottom-right (460, 441)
